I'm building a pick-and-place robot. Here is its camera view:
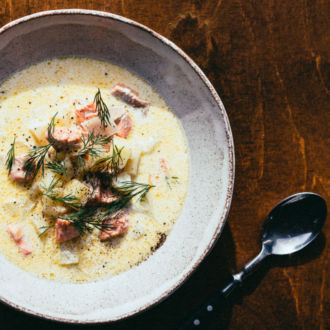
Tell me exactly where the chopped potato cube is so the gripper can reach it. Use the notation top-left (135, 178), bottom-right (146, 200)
top-left (30, 213), bottom-right (48, 235)
top-left (59, 242), bottom-right (79, 265)
top-left (126, 149), bottom-right (141, 176)
top-left (38, 170), bottom-right (62, 192)
top-left (63, 179), bottom-right (91, 206)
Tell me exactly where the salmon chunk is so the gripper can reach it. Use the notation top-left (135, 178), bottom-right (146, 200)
top-left (47, 126), bottom-right (82, 148)
top-left (55, 219), bottom-right (80, 242)
top-left (7, 224), bottom-right (32, 256)
top-left (75, 103), bottom-right (97, 124)
top-left (111, 84), bottom-right (149, 108)
top-left (100, 212), bottom-right (129, 241)
top-left (9, 156), bottom-right (33, 182)
top-left (116, 114), bottom-right (133, 139)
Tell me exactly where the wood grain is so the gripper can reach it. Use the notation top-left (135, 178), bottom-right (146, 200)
top-left (0, 1), bottom-right (329, 329)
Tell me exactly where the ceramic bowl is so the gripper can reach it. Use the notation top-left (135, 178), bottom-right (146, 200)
top-left (0, 9), bottom-right (234, 323)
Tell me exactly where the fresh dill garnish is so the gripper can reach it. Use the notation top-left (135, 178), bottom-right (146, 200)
top-left (46, 159), bottom-right (67, 176)
top-left (57, 206), bottom-right (102, 234)
top-left (93, 144), bottom-right (123, 178)
top-left (5, 137), bottom-right (15, 175)
top-left (115, 181), bottom-right (154, 202)
top-left (23, 113), bottom-right (57, 179)
top-left (94, 88), bottom-right (112, 128)
top-left (77, 132), bottom-right (112, 168)
top-left (165, 175), bottom-right (179, 190)
top-left (41, 176), bottom-right (80, 209)
top-left (50, 181), bottom-right (154, 235)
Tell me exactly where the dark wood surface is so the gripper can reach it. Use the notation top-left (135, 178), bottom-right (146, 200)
top-left (0, 1), bottom-right (329, 329)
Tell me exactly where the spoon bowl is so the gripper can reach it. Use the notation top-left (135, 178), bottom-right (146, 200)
top-left (262, 192), bottom-right (327, 255)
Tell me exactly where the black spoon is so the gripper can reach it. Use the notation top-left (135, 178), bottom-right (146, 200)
top-left (179, 192), bottom-right (327, 330)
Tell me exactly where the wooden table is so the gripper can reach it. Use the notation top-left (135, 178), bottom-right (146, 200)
top-left (0, 1), bottom-right (329, 329)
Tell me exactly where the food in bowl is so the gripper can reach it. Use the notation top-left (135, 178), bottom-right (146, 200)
top-left (0, 57), bottom-right (189, 282)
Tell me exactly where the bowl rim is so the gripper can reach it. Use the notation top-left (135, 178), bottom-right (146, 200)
top-left (0, 9), bottom-right (235, 324)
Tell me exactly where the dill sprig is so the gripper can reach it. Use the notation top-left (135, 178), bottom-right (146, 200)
top-left (165, 175), bottom-right (179, 190)
top-left (115, 181), bottom-right (154, 202)
top-left (23, 113), bottom-right (57, 179)
top-left (41, 176), bottom-right (80, 209)
top-left (93, 144), bottom-right (123, 178)
top-left (49, 181), bottom-right (154, 235)
top-left (94, 88), bottom-right (112, 128)
top-left (57, 206), bottom-right (102, 234)
top-left (77, 132), bottom-right (112, 168)
top-left (46, 159), bottom-right (67, 176)
top-left (5, 137), bottom-right (15, 175)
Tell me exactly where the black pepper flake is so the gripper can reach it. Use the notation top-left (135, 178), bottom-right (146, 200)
top-left (28, 101), bottom-right (31, 104)
top-left (105, 72), bottom-right (108, 76)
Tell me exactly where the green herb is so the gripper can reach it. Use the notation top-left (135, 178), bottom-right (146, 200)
top-left (46, 159), bottom-right (67, 176)
top-left (77, 132), bottom-right (112, 168)
top-left (41, 176), bottom-right (80, 209)
top-left (5, 137), bottom-right (15, 175)
top-left (93, 144), bottom-right (123, 178)
top-left (115, 181), bottom-right (154, 202)
top-left (165, 175), bottom-right (179, 190)
top-left (94, 88), bottom-right (112, 128)
top-left (23, 113), bottom-right (57, 179)
top-left (49, 181), bottom-right (154, 235)
top-left (57, 206), bottom-right (102, 234)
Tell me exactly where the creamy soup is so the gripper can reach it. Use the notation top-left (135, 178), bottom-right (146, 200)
top-left (0, 57), bottom-right (189, 282)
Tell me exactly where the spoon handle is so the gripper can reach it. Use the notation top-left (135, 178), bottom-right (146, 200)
top-left (178, 245), bottom-right (270, 330)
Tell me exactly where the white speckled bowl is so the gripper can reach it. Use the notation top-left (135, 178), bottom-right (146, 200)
top-left (0, 10), bottom-right (234, 323)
